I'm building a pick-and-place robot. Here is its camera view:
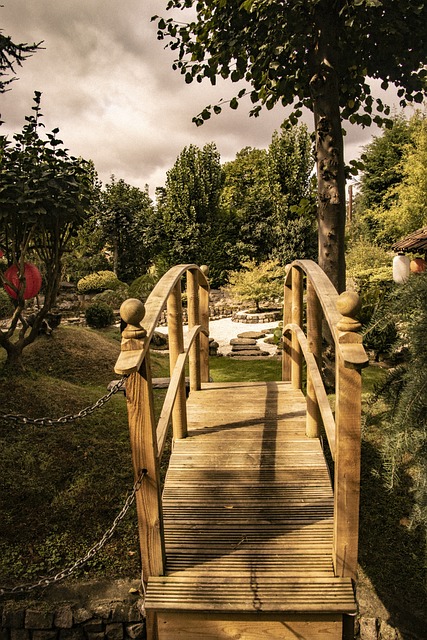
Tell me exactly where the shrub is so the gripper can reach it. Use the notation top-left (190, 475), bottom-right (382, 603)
top-left (94, 284), bottom-right (129, 308)
top-left (0, 289), bottom-right (14, 319)
top-left (128, 271), bottom-right (158, 301)
top-left (85, 301), bottom-right (115, 328)
top-left (77, 271), bottom-right (123, 294)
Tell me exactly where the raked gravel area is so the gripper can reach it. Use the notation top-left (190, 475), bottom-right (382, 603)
top-left (157, 317), bottom-right (281, 356)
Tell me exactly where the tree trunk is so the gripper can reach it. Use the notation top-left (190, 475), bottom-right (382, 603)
top-left (3, 342), bottom-right (25, 373)
top-left (311, 10), bottom-right (347, 294)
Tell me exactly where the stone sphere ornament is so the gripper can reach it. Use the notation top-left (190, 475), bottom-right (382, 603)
top-left (336, 290), bottom-right (362, 332)
top-left (3, 262), bottom-right (42, 300)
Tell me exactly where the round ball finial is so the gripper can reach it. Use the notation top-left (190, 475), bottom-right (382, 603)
top-left (120, 298), bottom-right (146, 339)
top-left (336, 290), bottom-right (362, 332)
top-left (200, 265), bottom-right (209, 277)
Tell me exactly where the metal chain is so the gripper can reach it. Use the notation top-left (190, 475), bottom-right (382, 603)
top-left (0, 376), bottom-right (128, 427)
top-left (0, 468), bottom-right (147, 596)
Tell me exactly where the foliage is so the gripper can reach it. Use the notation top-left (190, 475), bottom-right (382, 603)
top-left (157, 142), bottom-right (227, 285)
top-left (356, 114), bottom-right (413, 212)
top-left (154, 0), bottom-right (427, 291)
top-left (128, 268), bottom-right (159, 301)
top-left (225, 259), bottom-right (286, 312)
top-left (367, 274), bottom-right (427, 534)
top-left (267, 124), bottom-right (317, 265)
top-left (346, 240), bottom-right (395, 357)
top-left (0, 93), bottom-right (95, 369)
top-left (77, 270), bottom-right (123, 294)
top-left (0, 29), bottom-right (42, 96)
top-left (355, 111), bottom-right (427, 247)
top-left (93, 286), bottom-right (129, 309)
top-left (0, 288), bottom-right (13, 319)
top-left (221, 147), bottom-right (273, 263)
top-left (85, 301), bottom-right (115, 329)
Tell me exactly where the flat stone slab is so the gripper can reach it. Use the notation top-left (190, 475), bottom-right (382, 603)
top-left (231, 344), bottom-right (261, 351)
top-left (227, 350), bottom-right (269, 357)
top-left (237, 331), bottom-right (266, 339)
top-left (230, 338), bottom-right (257, 345)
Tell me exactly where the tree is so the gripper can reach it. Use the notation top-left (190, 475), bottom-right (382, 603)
top-left (0, 93), bottom-right (95, 370)
top-left (95, 176), bottom-right (156, 283)
top-left (268, 124), bottom-right (317, 265)
top-left (0, 29), bottom-right (42, 95)
top-left (225, 259), bottom-right (286, 312)
top-left (154, 0), bottom-right (427, 292)
top-left (356, 111), bottom-right (427, 246)
top-left (157, 142), bottom-right (226, 283)
top-left (357, 114), bottom-right (413, 212)
top-left (221, 147), bottom-right (274, 263)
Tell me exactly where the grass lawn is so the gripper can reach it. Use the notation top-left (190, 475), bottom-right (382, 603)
top-left (0, 327), bottom-right (425, 634)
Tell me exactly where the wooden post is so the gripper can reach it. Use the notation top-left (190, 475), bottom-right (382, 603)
top-left (333, 291), bottom-right (363, 579)
top-left (167, 281), bottom-right (188, 439)
top-left (282, 268), bottom-right (292, 382)
top-left (199, 265), bottom-right (210, 383)
top-left (187, 267), bottom-right (201, 392)
top-left (120, 299), bottom-right (165, 582)
top-left (291, 266), bottom-right (303, 390)
top-left (306, 278), bottom-right (322, 438)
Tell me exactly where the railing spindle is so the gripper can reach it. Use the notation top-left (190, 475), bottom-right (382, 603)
top-left (282, 269), bottom-right (292, 382)
top-left (187, 268), bottom-right (201, 392)
top-left (306, 278), bottom-right (322, 437)
top-left (291, 266), bottom-right (303, 390)
top-left (167, 281), bottom-right (188, 439)
top-left (199, 265), bottom-right (210, 383)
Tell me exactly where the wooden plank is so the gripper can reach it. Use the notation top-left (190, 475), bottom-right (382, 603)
top-left (155, 612), bottom-right (343, 640)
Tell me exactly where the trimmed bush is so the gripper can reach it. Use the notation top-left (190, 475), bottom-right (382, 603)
top-left (128, 272), bottom-right (158, 301)
top-left (85, 301), bottom-right (115, 328)
top-left (94, 284), bottom-right (129, 308)
top-left (77, 271), bottom-right (123, 294)
top-left (0, 289), bottom-right (14, 319)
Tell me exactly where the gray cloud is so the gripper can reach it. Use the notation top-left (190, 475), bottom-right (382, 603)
top-left (1, 0), bottom-right (406, 194)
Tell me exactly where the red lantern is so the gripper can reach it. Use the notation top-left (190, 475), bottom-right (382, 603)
top-left (3, 263), bottom-right (42, 300)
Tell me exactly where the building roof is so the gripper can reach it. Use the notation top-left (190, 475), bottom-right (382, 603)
top-left (392, 226), bottom-right (427, 253)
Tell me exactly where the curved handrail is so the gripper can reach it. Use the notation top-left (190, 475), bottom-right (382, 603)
top-left (283, 322), bottom-right (336, 458)
top-left (286, 259), bottom-right (367, 368)
top-left (115, 264), bottom-right (209, 375)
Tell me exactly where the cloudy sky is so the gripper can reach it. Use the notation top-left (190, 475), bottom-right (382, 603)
top-left (1, 0), bottom-right (406, 195)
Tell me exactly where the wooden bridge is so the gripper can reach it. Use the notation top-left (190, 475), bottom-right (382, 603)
top-left (114, 261), bottom-right (368, 640)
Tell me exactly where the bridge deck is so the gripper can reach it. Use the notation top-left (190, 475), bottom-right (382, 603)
top-left (145, 381), bottom-right (356, 639)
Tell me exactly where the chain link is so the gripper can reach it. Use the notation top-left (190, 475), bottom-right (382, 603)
top-left (0, 468), bottom-right (147, 597)
top-left (0, 376), bottom-right (128, 427)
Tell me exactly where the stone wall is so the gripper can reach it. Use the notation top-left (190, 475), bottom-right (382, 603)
top-left (0, 581), bottom-right (145, 640)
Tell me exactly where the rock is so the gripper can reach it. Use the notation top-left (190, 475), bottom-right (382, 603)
top-left (237, 331), bottom-right (266, 339)
top-left (230, 338), bottom-right (257, 345)
top-left (228, 350), bottom-right (269, 357)
top-left (379, 620), bottom-right (399, 639)
top-left (231, 344), bottom-right (261, 351)
top-left (54, 608), bottom-right (73, 630)
top-left (25, 611), bottom-right (54, 630)
top-left (360, 617), bottom-right (378, 640)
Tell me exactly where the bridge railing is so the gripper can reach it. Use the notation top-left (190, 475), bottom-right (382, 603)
top-left (114, 264), bottom-right (210, 583)
top-left (282, 259), bottom-right (368, 580)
